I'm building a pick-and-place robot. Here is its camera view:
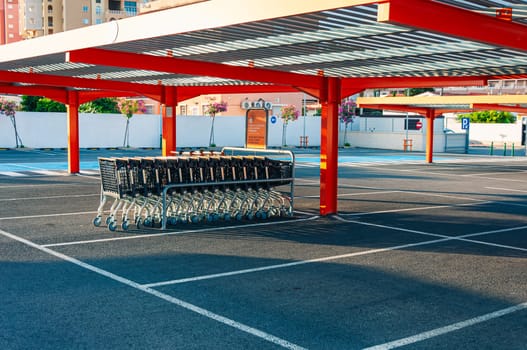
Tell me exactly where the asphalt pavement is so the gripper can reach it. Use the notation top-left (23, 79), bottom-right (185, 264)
top-left (0, 148), bottom-right (526, 349)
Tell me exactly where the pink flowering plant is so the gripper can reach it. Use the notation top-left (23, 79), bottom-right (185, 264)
top-left (117, 98), bottom-right (147, 147)
top-left (206, 101), bottom-right (227, 117)
top-left (280, 104), bottom-right (300, 125)
top-left (0, 98), bottom-right (23, 148)
top-left (118, 98), bottom-right (146, 119)
top-left (339, 99), bottom-right (356, 146)
top-left (280, 104), bottom-right (300, 147)
top-left (206, 100), bottom-right (227, 147)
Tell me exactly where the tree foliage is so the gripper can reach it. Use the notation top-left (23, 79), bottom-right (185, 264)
top-left (36, 98), bottom-right (67, 112)
top-left (458, 110), bottom-right (516, 124)
top-left (79, 98), bottom-right (120, 113)
top-left (20, 95), bottom-right (41, 111)
top-left (21, 95), bottom-right (120, 113)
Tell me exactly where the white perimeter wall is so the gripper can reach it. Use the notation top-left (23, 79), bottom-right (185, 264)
top-left (444, 115), bottom-right (524, 145)
top-left (1, 112), bottom-right (522, 150)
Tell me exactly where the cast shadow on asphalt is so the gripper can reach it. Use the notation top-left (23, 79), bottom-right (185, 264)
top-left (1, 242), bottom-right (525, 349)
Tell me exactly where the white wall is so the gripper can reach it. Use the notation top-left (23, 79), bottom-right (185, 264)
top-left (0, 112), bottom-right (323, 149)
top-left (2, 111), bottom-right (518, 151)
top-left (1, 112), bottom-right (162, 148)
top-left (444, 114), bottom-right (523, 145)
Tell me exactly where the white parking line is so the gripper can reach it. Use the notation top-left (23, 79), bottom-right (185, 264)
top-left (0, 211), bottom-right (98, 221)
top-left (486, 187), bottom-right (527, 193)
top-left (0, 194), bottom-right (99, 202)
top-left (363, 302), bottom-right (527, 350)
top-left (142, 223), bottom-right (527, 288)
top-left (0, 171), bottom-right (28, 177)
top-left (30, 170), bottom-right (65, 176)
top-left (336, 216), bottom-right (527, 252)
top-left (142, 236), bottom-right (452, 288)
top-left (42, 215), bottom-right (320, 247)
top-left (340, 200), bottom-right (492, 217)
top-left (0, 228), bottom-right (307, 350)
top-left (298, 190), bottom-right (402, 199)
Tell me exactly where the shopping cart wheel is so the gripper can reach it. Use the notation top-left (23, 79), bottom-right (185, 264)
top-left (136, 218), bottom-right (142, 229)
top-left (235, 213), bottom-right (243, 221)
top-left (144, 218), bottom-right (153, 227)
top-left (246, 213), bottom-right (254, 220)
top-left (190, 215), bottom-right (200, 224)
top-left (108, 221), bottom-right (117, 232)
top-left (122, 221), bottom-right (130, 231)
top-left (106, 216), bottom-right (113, 225)
top-left (168, 217), bottom-right (177, 225)
top-left (224, 213), bottom-right (231, 221)
top-left (93, 216), bottom-right (102, 227)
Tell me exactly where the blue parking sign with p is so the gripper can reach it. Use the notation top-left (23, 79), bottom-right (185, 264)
top-left (461, 117), bottom-right (470, 130)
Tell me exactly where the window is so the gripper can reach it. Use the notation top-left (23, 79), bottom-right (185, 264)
top-left (95, 6), bottom-right (101, 15)
top-left (96, 0), bottom-right (101, 3)
top-left (124, 1), bottom-right (137, 14)
top-left (48, 5), bottom-right (53, 14)
top-left (95, 19), bottom-right (102, 24)
top-left (48, 16), bottom-right (53, 26)
top-left (179, 105), bottom-right (187, 115)
top-left (82, 18), bottom-right (89, 25)
top-left (48, 29), bottom-right (53, 34)
top-left (82, 5), bottom-right (89, 12)
top-left (144, 105), bottom-right (154, 114)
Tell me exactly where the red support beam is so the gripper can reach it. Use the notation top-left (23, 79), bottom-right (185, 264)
top-left (355, 104), bottom-right (460, 116)
top-left (319, 77), bottom-right (341, 216)
top-left (78, 91), bottom-right (139, 104)
top-left (66, 90), bottom-right (80, 174)
top-left (342, 76), bottom-right (488, 98)
top-left (425, 108), bottom-right (435, 164)
top-left (66, 48), bottom-right (324, 90)
top-left (0, 84), bottom-right (68, 104)
top-left (379, 0), bottom-right (527, 52)
top-left (0, 70), bottom-right (162, 96)
top-left (177, 85), bottom-right (300, 103)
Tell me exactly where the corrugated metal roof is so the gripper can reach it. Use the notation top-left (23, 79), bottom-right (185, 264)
top-left (1, 0), bottom-right (526, 88)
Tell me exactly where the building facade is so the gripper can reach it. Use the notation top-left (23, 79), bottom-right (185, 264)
top-left (0, 0), bottom-right (150, 42)
top-left (1, 0), bottom-right (23, 44)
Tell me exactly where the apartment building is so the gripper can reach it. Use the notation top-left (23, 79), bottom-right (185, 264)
top-left (0, 0), bottom-right (150, 41)
top-left (0, 0), bottom-right (23, 44)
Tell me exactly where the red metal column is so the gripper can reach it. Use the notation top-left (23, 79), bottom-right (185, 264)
top-left (319, 77), bottom-right (341, 215)
top-left (161, 86), bottom-right (177, 156)
top-left (425, 108), bottom-right (435, 164)
top-left (67, 90), bottom-right (80, 173)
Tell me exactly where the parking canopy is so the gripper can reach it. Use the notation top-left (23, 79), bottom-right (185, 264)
top-left (1, 0), bottom-right (527, 215)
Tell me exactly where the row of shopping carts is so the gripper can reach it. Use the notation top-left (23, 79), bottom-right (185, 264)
top-left (93, 148), bottom-right (295, 231)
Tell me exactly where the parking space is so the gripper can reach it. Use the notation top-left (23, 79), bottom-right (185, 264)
top-left (0, 149), bottom-right (526, 349)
